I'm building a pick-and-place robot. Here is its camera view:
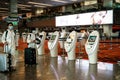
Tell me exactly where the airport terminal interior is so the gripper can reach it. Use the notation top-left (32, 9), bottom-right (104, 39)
top-left (0, 0), bottom-right (120, 80)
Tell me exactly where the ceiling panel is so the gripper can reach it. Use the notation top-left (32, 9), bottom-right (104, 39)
top-left (0, 0), bottom-right (96, 16)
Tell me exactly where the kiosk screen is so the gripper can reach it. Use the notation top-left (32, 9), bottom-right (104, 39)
top-left (51, 35), bottom-right (56, 40)
top-left (88, 36), bottom-right (96, 42)
top-left (39, 35), bottom-right (43, 38)
top-left (36, 38), bottom-right (41, 44)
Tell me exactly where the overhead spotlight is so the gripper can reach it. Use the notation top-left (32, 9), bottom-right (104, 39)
top-left (18, 4), bottom-right (31, 7)
top-left (28, 1), bottom-right (52, 6)
top-left (51, 0), bottom-right (68, 3)
top-left (0, 8), bottom-right (8, 10)
top-left (34, 5), bottom-right (46, 8)
top-left (71, 0), bottom-right (77, 2)
top-left (0, 11), bottom-right (8, 12)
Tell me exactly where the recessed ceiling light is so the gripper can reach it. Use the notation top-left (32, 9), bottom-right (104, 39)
top-left (5, 2), bottom-right (9, 5)
top-left (0, 11), bottom-right (8, 12)
top-left (84, 1), bottom-right (97, 5)
top-left (28, 1), bottom-right (52, 6)
top-left (51, 0), bottom-right (68, 3)
top-left (34, 5), bottom-right (46, 8)
top-left (0, 8), bottom-right (8, 10)
top-left (70, 0), bottom-right (77, 2)
top-left (18, 4), bottom-right (31, 7)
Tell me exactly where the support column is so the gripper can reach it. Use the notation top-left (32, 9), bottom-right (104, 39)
top-left (61, 6), bottom-right (65, 12)
top-left (8, 0), bottom-right (18, 29)
top-left (9, 0), bottom-right (18, 17)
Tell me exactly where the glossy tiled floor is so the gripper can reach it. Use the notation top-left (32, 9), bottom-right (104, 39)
top-left (0, 51), bottom-right (120, 80)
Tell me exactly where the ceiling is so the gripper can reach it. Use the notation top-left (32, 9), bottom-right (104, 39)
top-left (0, 0), bottom-right (88, 17)
top-left (0, 0), bottom-right (119, 17)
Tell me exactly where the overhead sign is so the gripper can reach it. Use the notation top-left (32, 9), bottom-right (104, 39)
top-left (8, 17), bottom-right (19, 22)
top-left (6, 17), bottom-right (19, 26)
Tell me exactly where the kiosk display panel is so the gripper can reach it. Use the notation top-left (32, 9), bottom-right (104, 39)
top-left (56, 10), bottom-right (113, 26)
top-left (39, 35), bottom-right (43, 38)
top-left (88, 36), bottom-right (97, 42)
top-left (51, 35), bottom-right (56, 40)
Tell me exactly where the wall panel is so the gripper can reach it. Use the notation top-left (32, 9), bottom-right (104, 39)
top-left (27, 18), bottom-right (55, 28)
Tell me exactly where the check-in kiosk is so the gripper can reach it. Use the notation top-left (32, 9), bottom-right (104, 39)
top-left (85, 30), bottom-right (99, 64)
top-left (64, 31), bottom-right (77, 60)
top-left (59, 28), bottom-right (67, 48)
top-left (59, 29), bottom-right (67, 56)
top-left (16, 32), bottom-right (20, 47)
top-left (0, 32), bottom-right (3, 43)
top-left (48, 31), bottom-right (59, 57)
top-left (47, 32), bottom-right (53, 39)
top-left (22, 32), bottom-right (27, 42)
top-left (36, 31), bottom-right (46, 55)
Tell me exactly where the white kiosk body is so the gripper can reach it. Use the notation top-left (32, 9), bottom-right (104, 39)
top-left (36, 31), bottom-right (46, 55)
top-left (47, 32), bottom-right (53, 39)
top-left (22, 32), bottom-right (27, 42)
top-left (16, 32), bottom-right (20, 47)
top-left (0, 32), bottom-right (3, 43)
top-left (64, 31), bottom-right (77, 60)
top-left (59, 29), bottom-right (67, 49)
top-left (85, 30), bottom-right (99, 64)
top-left (48, 31), bottom-right (59, 57)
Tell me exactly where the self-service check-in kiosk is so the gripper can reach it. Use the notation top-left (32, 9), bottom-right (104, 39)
top-left (22, 32), bottom-right (27, 42)
top-left (36, 31), bottom-right (46, 55)
top-left (16, 32), bottom-right (20, 47)
top-left (48, 31), bottom-right (59, 57)
top-left (59, 29), bottom-right (67, 56)
top-left (0, 32), bottom-right (3, 43)
top-left (64, 31), bottom-right (77, 60)
top-left (59, 28), bottom-right (67, 49)
top-left (85, 30), bottom-right (99, 64)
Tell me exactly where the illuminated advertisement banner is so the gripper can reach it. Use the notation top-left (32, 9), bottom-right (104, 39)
top-left (56, 10), bottom-right (113, 27)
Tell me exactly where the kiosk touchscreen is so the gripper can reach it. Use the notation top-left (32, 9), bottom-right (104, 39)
top-left (48, 31), bottom-right (59, 57)
top-left (36, 31), bottom-right (46, 55)
top-left (85, 30), bottom-right (99, 64)
top-left (51, 35), bottom-right (56, 41)
top-left (88, 36), bottom-right (96, 44)
top-left (64, 31), bottom-right (77, 60)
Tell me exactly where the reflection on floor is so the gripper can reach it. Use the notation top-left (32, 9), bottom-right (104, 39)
top-left (0, 38), bottom-right (120, 80)
top-left (0, 53), bottom-right (120, 80)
